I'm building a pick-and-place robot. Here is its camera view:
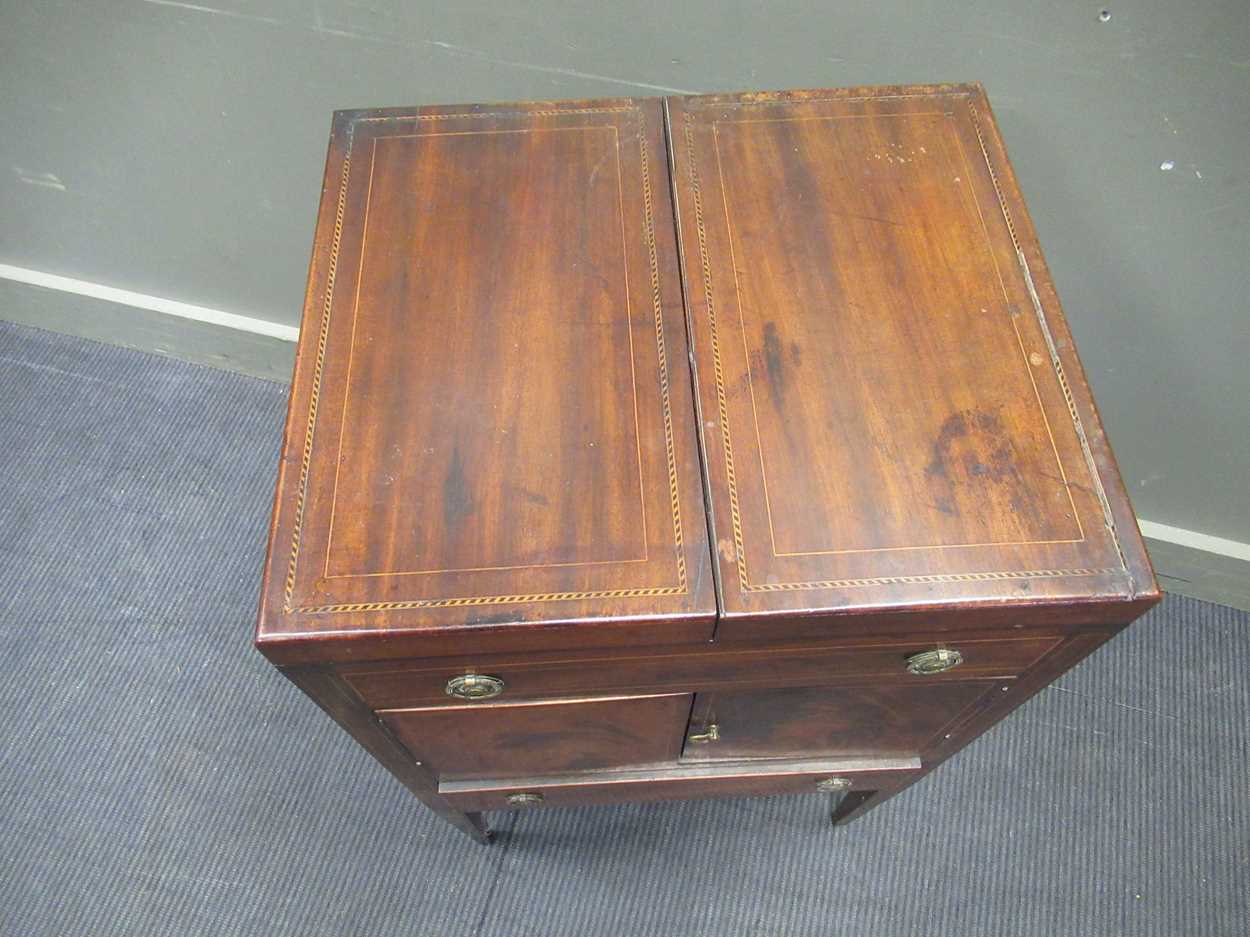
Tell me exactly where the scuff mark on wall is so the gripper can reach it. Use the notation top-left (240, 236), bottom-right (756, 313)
top-left (425, 39), bottom-right (697, 93)
top-left (139, 0), bottom-right (282, 26)
top-left (142, 0), bottom-right (694, 95)
top-left (13, 167), bottom-right (66, 191)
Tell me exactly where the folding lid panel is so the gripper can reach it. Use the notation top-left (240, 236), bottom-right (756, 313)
top-left (668, 85), bottom-right (1156, 633)
top-left (257, 98), bottom-right (714, 664)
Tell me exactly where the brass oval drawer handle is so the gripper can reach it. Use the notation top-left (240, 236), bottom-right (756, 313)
top-left (445, 673), bottom-right (506, 701)
top-left (506, 792), bottom-right (544, 807)
top-left (905, 648), bottom-right (964, 675)
top-left (687, 723), bottom-right (720, 744)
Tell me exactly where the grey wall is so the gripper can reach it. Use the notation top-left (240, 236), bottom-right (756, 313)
top-left (2, 1), bottom-right (1248, 546)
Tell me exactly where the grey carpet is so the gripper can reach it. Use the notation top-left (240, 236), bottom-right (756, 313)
top-left (1, 319), bottom-right (1246, 937)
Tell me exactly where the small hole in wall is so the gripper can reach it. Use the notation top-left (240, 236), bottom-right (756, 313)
top-left (1099, 9), bottom-right (1111, 22)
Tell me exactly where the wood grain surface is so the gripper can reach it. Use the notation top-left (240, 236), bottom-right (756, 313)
top-left (667, 84), bottom-right (1158, 630)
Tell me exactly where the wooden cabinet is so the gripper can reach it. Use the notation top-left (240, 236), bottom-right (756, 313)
top-left (256, 85), bottom-right (1160, 844)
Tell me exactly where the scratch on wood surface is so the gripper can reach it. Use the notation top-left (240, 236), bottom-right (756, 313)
top-left (830, 208), bottom-right (904, 228)
top-left (586, 147), bottom-right (612, 188)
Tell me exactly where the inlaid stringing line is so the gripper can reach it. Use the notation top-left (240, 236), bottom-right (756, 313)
top-left (683, 109), bottom-right (752, 594)
top-left (322, 137), bottom-right (378, 579)
top-left (380, 126), bottom-right (619, 141)
top-left (295, 584), bottom-right (684, 614)
top-left (640, 132), bottom-right (689, 590)
top-left (357, 107), bottom-right (635, 122)
top-left (717, 111), bottom-right (949, 125)
top-left (322, 125), bottom-right (650, 577)
top-left (742, 567), bottom-right (1119, 594)
top-left (614, 124), bottom-right (653, 568)
top-left (283, 148), bottom-right (352, 612)
top-left (711, 120), bottom-right (782, 560)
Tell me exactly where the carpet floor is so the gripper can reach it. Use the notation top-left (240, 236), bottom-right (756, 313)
top-left (1, 320), bottom-right (1246, 936)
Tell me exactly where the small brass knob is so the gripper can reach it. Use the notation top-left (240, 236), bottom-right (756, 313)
top-left (445, 673), bottom-right (505, 701)
top-left (687, 723), bottom-right (720, 744)
top-left (905, 648), bottom-right (963, 675)
top-left (505, 792), bottom-right (543, 807)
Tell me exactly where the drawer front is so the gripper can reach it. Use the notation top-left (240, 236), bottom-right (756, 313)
top-left (379, 693), bottom-right (691, 781)
top-left (680, 681), bottom-right (1003, 763)
top-left (344, 634), bottom-right (1063, 710)
top-left (439, 757), bottom-right (920, 812)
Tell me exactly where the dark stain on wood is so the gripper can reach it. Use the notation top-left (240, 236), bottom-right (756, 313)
top-left (925, 408), bottom-right (1017, 485)
top-left (442, 445), bottom-right (474, 528)
top-left (762, 321), bottom-right (787, 401)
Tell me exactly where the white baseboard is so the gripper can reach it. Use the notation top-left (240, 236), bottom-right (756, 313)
top-left (1138, 522), bottom-right (1250, 612)
top-left (1137, 520), bottom-right (1250, 563)
top-left (0, 263), bottom-right (299, 342)
top-left (2, 261), bottom-right (1247, 605)
top-left (0, 265), bottom-right (295, 380)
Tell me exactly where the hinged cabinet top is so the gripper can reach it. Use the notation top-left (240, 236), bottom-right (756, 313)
top-left (257, 98), bottom-right (715, 663)
top-left (667, 85), bottom-right (1157, 623)
top-left (258, 85), bottom-right (1159, 664)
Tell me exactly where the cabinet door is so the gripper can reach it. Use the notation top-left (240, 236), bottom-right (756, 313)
top-left (680, 682), bottom-right (1000, 762)
top-left (381, 693), bottom-right (692, 781)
